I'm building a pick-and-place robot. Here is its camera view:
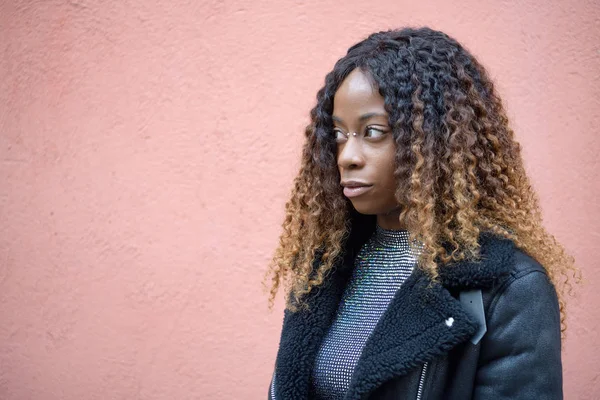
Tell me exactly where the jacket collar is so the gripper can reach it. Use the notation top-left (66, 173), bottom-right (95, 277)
top-left (273, 217), bottom-right (516, 400)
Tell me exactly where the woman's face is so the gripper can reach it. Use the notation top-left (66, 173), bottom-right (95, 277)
top-left (332, 68), bottom-right (401, 228)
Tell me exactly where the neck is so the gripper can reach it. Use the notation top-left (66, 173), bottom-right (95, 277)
top-left (376, 208), bottom-right (404, 230)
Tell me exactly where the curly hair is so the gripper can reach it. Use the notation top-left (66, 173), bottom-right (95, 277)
top-left (265, 27), bottom-right (579, 330)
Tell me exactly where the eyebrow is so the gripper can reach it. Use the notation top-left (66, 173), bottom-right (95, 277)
top-left (332, 112), bottom-right (388, 124)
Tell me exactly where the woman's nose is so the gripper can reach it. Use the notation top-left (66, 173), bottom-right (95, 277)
top-left (337, 136), bottom-right (365, 169)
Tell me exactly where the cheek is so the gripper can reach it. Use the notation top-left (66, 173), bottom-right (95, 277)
top-left (377, 151), bottom-right (397, 187)
top-left (379, 169), bottom-right (397, 198)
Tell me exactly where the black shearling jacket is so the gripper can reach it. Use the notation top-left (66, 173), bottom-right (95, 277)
top-left (268, 218), bottom-right (562, 400)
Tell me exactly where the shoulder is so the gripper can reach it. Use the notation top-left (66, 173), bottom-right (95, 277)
top-left (439, 233), bottom-right (544, 291)
top-left (507, 247), bottom-right (547, 279)
top-left (438, 234), bottom-right (558, 307)
top-left (486, 247), bottom-right (558, 314)
top-left (490, 244), bottom-right (553, 296)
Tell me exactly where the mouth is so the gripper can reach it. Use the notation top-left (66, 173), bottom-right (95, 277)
top-left (341, 181), bottom-right (373, 198)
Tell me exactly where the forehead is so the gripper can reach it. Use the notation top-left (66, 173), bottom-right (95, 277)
top-left (333, 68), bottom-right (386, 115)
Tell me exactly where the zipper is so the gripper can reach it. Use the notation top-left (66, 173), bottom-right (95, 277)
top-left (270, 371), bottom-right (276, 400)
top-left (416, 362), bottom-right (428, 400)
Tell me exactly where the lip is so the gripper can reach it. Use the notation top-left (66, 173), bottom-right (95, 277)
top-left (341, 181), bottom-right (373, 198)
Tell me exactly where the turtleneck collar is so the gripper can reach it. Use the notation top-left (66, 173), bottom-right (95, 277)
top-left (373, 225), bottom-right (411, 248)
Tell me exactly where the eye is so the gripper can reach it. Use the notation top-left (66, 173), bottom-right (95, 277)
top-left (365, 126), bottom-right (388, 138)
top-left (333, 128), bottom-right (347, 142)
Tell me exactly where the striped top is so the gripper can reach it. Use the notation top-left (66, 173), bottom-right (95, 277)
top-left (311, 225), bottom-right (421, 399)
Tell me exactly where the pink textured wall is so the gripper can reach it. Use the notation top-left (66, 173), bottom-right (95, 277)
top-left (1, 1), bottom-right (598, 398)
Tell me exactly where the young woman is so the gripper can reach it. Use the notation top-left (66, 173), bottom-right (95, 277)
top-left (265, 27), bottom-right (577, 400)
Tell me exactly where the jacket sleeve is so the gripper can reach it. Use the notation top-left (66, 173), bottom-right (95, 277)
top-left (474, 263), bottom-right (563, 399)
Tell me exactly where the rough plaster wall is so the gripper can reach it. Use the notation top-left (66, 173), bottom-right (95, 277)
top-left (0, 0), bottom-right (598, 398)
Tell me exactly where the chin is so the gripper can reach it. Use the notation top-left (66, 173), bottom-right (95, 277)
top-left (349, 201), bottom-right (380, 216)
top-left (350, 200), bottom-right (401, 219)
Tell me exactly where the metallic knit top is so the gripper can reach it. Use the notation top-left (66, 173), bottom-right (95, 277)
top-left (311, 226), bottom-right (421, 400)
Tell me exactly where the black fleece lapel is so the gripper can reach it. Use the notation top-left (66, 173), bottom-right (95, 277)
top-left (273, 266), bottom-right (349, 399)
top-left (345, 234), bottom-right (516, 399)
top-left (345, 270), bottom-right (476, 399)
